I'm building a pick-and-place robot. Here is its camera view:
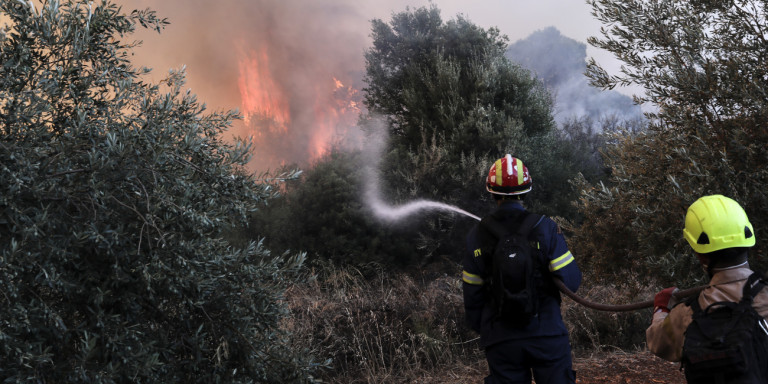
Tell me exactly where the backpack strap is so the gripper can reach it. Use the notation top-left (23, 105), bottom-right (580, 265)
top-left (688, 272), bottom-right (766, 316)
top-left (688, 291), bottom-right (703, 316)
top-left (517, 213), bottom-right (543, 238)
top-left (742, 272), bottom-right (767, 304)
top-left (480, 210), bottom-right (542, 241)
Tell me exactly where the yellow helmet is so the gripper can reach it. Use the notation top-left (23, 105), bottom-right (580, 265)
top-left (683, 195), bottom-right (755, 254)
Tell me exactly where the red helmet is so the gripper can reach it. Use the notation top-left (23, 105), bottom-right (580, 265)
top-left (486, 154), bottom-right (532, 195)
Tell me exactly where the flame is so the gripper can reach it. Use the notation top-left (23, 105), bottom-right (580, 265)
top-left (236, 48), bottom-right (363, 166)
top-left (237, 46), bottom-right (290, 130)
top-left (308, 77), bottom-right (362, 159)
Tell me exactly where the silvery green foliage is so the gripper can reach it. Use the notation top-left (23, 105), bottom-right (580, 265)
top-left (362, 6), bottom-right (607, 262)
top-left (0, 1), bottom-right (316, 382)
top-left (575, 0), bottom-right (768, 286)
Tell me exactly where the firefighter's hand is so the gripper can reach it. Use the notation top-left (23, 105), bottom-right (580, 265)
top-left (653, 287), bottom-right (679, 313)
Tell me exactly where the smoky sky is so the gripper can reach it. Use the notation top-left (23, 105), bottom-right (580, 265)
top-left (506, 27), bottom-right (643, 124)
top-left (124, 0), bottom-right (372, 169)
top-left (119, 0), bottom-right (637, 170)
top-left (127, 0), bottom-right (368, 106)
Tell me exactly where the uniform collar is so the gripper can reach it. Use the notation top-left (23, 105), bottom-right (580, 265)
top-left (496, 201), bottom-right (525, 212)
top-left (710, 264), bottom-right (753, 285)
top-left (492, 201), bottom-right (526, 220)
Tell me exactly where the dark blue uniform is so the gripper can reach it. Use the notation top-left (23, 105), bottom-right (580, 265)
top-left (462, 202), bottom-right (582, 384)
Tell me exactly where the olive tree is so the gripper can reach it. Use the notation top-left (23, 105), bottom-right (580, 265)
top-left (573, 0), bottom-right (768, 286)
top-left (0, 1), bottom-right (315, 382)
top-left (362, 7), bottom-right (600, 262)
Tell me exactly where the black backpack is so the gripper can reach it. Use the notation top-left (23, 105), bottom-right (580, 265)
top-left (682, 272), bottom-right (768, 384)
top-left (480, 211), bottom-right (544, 327)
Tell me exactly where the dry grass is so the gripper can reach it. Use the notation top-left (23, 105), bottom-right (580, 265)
top-left (283, 263), bottom-right (482, 383)
top-left (283, 263), bottom-right (669, 383)
top-left (562, 277), bottom-right (658, 352)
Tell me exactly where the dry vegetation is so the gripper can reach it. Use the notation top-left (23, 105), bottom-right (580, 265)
top-left (284, 262), bottom-right (685, 383)
top-left (284, 263), bottom-right (480, 382)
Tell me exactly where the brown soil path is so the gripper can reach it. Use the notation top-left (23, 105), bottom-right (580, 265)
top-left (573, 351), bottom-right (684, 384)
top-left (405, 351), bottom-right (685, 384)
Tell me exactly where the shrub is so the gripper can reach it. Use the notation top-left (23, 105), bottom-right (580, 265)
top-left (0, 1), bottom-right (316, 382)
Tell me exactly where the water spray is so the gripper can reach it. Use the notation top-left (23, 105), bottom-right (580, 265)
top-left (368, 198), bottom-right (480, 222)
top-left (362, 119), bottom-right (481, 223)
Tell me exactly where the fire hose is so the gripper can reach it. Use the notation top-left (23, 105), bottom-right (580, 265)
top-left (399, 204), bottom-right (712, 312)
top-left (552, 278), bottom-right (706, 312)
top-left (463, 212), bottom-right (709, 312)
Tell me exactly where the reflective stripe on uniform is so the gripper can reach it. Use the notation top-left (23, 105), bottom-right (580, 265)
top-left (462, 270), bottom-right (484, 285)
top-left (549, 251), bottom-right (574, 272)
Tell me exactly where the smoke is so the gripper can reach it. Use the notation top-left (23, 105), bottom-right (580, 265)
top-left (125, 0), bottom-right (370, 170)
top-left (506, 27), bottom-right (644, 125)
top-left (121, 1), bottom-right (638, 170)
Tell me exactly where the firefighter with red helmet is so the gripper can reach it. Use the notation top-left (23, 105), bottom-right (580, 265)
top-left (462, 154), bottom-right (582, 384)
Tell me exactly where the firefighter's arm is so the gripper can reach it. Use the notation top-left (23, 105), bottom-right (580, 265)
top-left (462, 274), bottom-right (484, 333)
top-left (462, 229), bottom-right (485, 333)
top-left (646, 303), bottom-right (693, 362)
top-left (542, 219), bottom-right (581, 292)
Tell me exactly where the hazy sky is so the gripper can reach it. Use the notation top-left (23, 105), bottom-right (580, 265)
top-left (15, 0), bottom-right (628, 168)
top-left (124, 0), bottom-right (618, 102)
top-left (115, 0), bottom-right (629, 168)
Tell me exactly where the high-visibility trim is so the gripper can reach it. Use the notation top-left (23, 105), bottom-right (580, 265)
top-left (516, 158), bottom-right (525, 185)
top-left (549, 251), bottom-right (574, 272)
top-left (473, 248), bottom-right (482, 257)
top-left (758, 318), bottom-right (768, 336)
top-left (462, 271), bottom-right (484, 285)
top-left (495, 159), bottom-right (503, 186)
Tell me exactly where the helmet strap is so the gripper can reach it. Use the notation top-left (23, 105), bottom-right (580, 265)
top-left (706, 262), bottom-right (715, 278)
top-left (696, 253), bottom-right (714, 277)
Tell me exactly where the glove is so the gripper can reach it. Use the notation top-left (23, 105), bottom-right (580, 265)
top-left (654, 287), bottom-right (679, 313)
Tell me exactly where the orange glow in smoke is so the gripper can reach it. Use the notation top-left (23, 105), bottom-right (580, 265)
top-left (237, 48), bottom-right (363, 164)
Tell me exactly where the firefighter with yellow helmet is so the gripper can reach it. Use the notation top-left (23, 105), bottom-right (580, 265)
top-left (647, 195), bottom-right (768, 382)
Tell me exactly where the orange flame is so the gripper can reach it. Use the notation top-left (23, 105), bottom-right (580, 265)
top-left (237, 48), bottom-right (363, 166)
top-left (308, 77), bottom-right (362, 159)
top-left (237, 46), bottom-right (290, 131)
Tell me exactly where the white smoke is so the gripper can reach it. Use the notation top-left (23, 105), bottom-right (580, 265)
top-left (506, 27), bottom-right (645, 127)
